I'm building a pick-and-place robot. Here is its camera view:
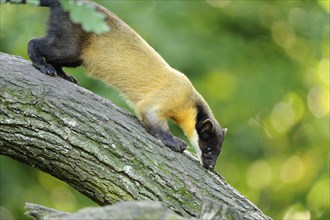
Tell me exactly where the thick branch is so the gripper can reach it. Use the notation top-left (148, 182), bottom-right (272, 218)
top-left (25, 201), bottom-right (184, 220)
top-left (0, 52), bottom-right (270, 219)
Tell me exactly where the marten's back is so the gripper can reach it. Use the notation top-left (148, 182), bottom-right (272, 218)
top-left (81, 4), bottom-right (194, 106)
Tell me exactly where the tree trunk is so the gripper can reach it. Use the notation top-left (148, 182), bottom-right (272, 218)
top-left (0, 52), bottom-right (270, 219)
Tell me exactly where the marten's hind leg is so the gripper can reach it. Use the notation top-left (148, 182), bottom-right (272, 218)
top-left (28, 36), bottom-right (82, 83)
top-left (51, 64), bottom-right (78, 84)
top-left (28, 37), bottom-right (57, 76)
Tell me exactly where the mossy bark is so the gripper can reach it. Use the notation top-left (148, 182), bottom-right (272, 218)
top-left (0, 52), bottom-right (270, 219)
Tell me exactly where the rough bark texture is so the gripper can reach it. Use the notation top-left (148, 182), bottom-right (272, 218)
top-left (25, 201), bottom-right (184, 220)
top-left (0, 52), bottom-right (271, 219)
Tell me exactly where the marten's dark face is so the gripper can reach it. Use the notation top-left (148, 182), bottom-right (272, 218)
top-left (196, 118), bottom-right (226, 170)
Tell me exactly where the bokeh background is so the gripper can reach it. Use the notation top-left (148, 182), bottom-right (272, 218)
top-left (0, 0), bottom-right (329, 219)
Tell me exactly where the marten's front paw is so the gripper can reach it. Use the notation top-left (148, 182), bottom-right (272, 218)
top-left (163, 137), bottom-right (187, 153)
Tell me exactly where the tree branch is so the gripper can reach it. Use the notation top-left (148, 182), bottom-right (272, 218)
top-left (25, 201), bottom-right (184, 220)
top-left (0, 52), bottom-right (270, 219)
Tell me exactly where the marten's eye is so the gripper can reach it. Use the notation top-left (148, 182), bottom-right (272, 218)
top-left (206, 147), bottom-right (212, 155)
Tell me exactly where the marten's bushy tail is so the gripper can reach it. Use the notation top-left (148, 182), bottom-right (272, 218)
top-left (4, 0), bottom-right (57, 7)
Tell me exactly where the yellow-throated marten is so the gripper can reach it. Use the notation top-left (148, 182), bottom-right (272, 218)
top-left (8, 0), bottom-right (227, 170)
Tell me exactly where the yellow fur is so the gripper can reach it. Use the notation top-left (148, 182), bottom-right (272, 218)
top-left (171, 108), bottom-right (197, 138)
top-left (81, 4), bottom-right (204, 138)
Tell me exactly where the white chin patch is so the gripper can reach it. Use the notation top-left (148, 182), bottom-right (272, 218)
top-left (189, 129), bottom-right (202, 163)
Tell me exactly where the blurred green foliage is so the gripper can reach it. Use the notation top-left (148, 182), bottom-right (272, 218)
top-left (0, 1), bottom-right (329, 219)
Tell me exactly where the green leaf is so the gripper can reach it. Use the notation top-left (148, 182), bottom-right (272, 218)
top-left (60, 0), bottom-right (71, 10)
top-left (60, 0), bottom-right (110, 34)
top-left (4, 0), bottom-right (22, 3)
top-left (26, 0), bottom-right (39, 5)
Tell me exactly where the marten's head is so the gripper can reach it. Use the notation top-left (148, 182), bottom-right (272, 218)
top-left (195, 104), bottom-right (227, 170)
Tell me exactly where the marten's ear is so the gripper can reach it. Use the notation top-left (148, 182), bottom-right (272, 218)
top-left (200, 119), bottom-right (215, 139)
top-left (201, 119), bottom-right (214, 133)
